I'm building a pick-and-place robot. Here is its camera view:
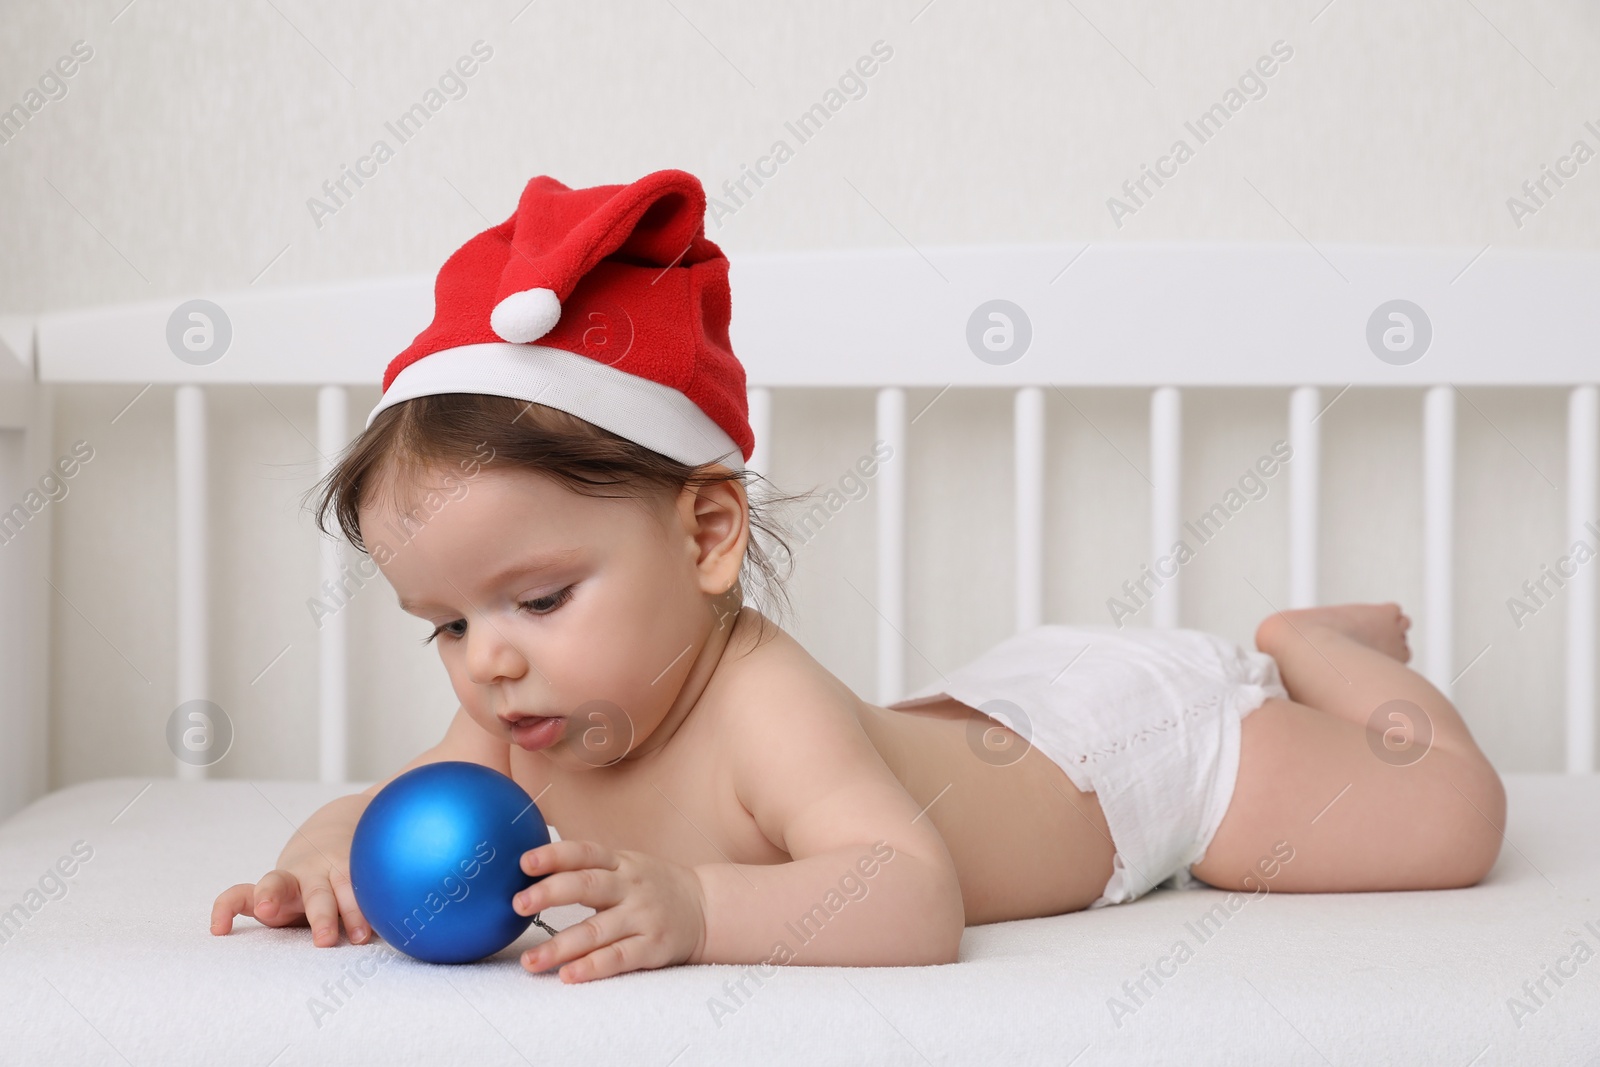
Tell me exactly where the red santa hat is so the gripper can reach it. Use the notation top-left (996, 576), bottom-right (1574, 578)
top-left (366, 168), bottom-right (753, 470)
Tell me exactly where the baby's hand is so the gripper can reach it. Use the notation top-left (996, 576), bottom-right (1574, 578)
top-left (513, 840), bottom-right (706, 983)
top-left (210, 796), bottom-right (371, 948)
top-left (210, 864), bottom-right (369, 947)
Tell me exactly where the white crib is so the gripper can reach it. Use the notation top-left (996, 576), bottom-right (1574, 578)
top-left (2, 242), bottom-right (1598, 1065)
top-left (3, 241), bottom-right (1595, 807)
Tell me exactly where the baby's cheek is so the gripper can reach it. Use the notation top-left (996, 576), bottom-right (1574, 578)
top-left (573, 594), bottom-right (651, 675)
top-left (554, 575), bottom-right (693, 723)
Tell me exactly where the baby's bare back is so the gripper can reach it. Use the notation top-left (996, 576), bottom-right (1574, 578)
top-left (856, 696), bottom-right (1116, 922)
top-left (509, 615), bottom-right (1115, 926)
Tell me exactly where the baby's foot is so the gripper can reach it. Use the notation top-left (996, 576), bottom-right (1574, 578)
top-left (1255, 602), bottom-right (1412, 664)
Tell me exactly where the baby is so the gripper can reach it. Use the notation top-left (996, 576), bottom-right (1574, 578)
top-left (210, 170), bottom-right (1507, 984)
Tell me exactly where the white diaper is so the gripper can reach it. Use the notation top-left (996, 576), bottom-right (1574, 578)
top-left (887, 624), bottom-right (1288, 908)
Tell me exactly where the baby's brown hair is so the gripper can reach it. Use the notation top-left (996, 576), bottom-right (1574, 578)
top-left (303, 393), bottom-right (806, 636)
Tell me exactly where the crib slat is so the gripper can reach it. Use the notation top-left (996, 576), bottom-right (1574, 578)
top-left (175, 385), bottom-right (208, 781)
top-left (0, 322), bottom-right (49, 822)
top-left (1014, 387), bottom-right (1045, 633)
top-left (1150, 387), bottom-right (1182, 628)
top-left (0, 426), bottom-right (34, 816)
top-left (1423, 385), bottom-right (1455, 697)
top-left (876, 387), bottom-right (906, 703)
top-left (317, 387), bottom-right (349, 784)
top-left (1568, 385), bottom-right (1598, 774)
top-left (1288, 387), bottom-right (1321, 609)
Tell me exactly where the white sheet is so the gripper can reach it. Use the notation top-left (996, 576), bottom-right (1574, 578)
top-left (0, 773), bottom-right (1595, 1065)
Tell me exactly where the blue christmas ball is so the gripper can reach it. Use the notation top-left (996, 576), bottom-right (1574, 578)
top-left (350, 761), bottom-right (551, 964)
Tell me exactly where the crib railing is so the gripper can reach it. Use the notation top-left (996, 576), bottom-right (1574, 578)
top-left (4, 242), bottom-right (1596, 818)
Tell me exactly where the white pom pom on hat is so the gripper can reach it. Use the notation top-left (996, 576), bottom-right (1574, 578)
top-left (488, 286), bottom-right (562, 345)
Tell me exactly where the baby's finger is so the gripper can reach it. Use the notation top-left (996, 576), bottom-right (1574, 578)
top-left (210, 883), bottom-right (259, 935)
top-left (250, 870), bottom-right (306, 928)
top-left (515, 868), bottom-right (624, 918)
top-left (520, 909), bottom-right (624, 976)
top-left (300, 878), bottom-right (344, 947)
top-left (559, 934), bottom-right (657, 984)
top-left (327, 866), bottom-right (371, 945)
top-left (520, 839), bottom-right (618, 877)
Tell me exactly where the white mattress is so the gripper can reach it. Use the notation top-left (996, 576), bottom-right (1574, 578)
top-left (0, 773), bottom-right (1595, 1065)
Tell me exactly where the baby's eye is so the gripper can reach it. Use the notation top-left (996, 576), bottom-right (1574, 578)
top-left (518, 586), bottom-right (574, 616)
top-left (422, 619), bottom-right (467, 645)
top-left (421, 586), bottom-right (574, 645)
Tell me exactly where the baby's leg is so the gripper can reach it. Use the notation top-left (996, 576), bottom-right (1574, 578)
top-left (1189, 603), bottom-right (1507, 894)
top-left (1253, 603), bottom-right (1486, 763)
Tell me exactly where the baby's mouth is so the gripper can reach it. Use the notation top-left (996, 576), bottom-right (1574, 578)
top-left (507, 715), bottom-right (566, 751)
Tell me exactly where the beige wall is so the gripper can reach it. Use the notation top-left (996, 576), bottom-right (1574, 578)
top-left (3, 0), bottom-right (1597, 785)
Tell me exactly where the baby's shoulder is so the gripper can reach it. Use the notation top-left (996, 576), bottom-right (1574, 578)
top-left (695, 612), bottom-right (907, 854)
top-left (699, 611), bottom-right (867, 738)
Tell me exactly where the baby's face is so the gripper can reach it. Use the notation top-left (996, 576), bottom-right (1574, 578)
top-left (359, 463), bottom-right (725, 771)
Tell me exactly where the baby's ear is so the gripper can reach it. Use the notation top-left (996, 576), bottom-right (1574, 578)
top-left (684, 480), bottom-right (748, 595)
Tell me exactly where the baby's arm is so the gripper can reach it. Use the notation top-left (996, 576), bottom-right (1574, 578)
top-left (694, 677), bottom-right (966, 968)
top-left (506, 674), bottom-right (966, 982)
top-left (210, 704), bottom-right (511, 946)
